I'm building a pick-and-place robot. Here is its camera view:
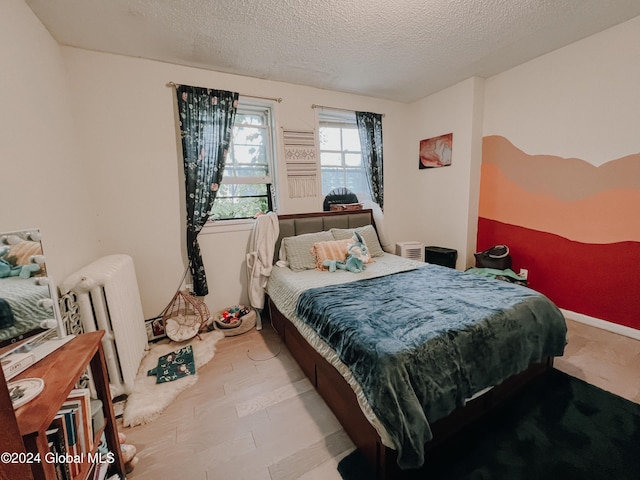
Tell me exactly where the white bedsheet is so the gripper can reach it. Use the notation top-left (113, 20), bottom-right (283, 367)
top-left (267, 253), bottom-right (423, 319)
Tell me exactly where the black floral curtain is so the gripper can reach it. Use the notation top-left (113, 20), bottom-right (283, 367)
top-left (355, 111), bottom-right (384, 209)
top-left (176, 85), bottom-right (238, 296)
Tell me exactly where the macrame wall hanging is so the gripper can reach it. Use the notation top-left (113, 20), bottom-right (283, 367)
top-left (282, 128), bottom-right (318, 198)
top-left (160, 290), bottom-right (210, 342)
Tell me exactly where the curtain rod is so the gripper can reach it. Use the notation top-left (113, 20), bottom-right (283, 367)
top-left (167, 82), bottom-right (282, 103)
top-left (311, 103), bottom-right (385, 117)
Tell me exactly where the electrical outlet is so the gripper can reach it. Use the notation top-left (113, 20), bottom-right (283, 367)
top-left (519, 268), bottom-right (528, 280)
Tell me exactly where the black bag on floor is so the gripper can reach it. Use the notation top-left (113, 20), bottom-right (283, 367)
top-left (474, 245), bottom-right (512, 270)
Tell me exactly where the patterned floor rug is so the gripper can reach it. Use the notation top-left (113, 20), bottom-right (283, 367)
top-left (122, 329), bottom-right (224, 427)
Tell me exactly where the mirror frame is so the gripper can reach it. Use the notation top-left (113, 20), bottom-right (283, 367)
top-left (0, 228), bottom-right (65, 349)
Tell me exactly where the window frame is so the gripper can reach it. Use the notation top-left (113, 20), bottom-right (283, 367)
top-left (318, 111), bottom-right (370, 200)
top-left (205, 99), bottom-right (277, 230)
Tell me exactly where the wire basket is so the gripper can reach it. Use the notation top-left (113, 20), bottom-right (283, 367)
top-left (160, 290), bottom-right (210, 342)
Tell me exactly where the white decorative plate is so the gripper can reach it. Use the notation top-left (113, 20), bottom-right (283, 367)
top-left (8, 378), bottom-right (44, 408)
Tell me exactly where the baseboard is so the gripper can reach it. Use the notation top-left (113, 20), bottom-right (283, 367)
top-left (560, 309), bottom-right (640, 341)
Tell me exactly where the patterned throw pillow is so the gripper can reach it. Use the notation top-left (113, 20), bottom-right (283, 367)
top-left (310, 239), bottom-right (351, 270)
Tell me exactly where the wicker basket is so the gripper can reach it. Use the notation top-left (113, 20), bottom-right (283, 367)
top-left (160, 290), bottom-right (210, 342)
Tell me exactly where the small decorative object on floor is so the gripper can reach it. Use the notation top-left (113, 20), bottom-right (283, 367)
top-left (213, 305), bottom-right (257, 336)
top-left (146, 345), bottom-right (196, 383)
top-left (216, 305), bottom-right (250, 328)
top-left (8, 377), bottom-right (44, 408)
top-left (160, 290), bottom-right (210, 342)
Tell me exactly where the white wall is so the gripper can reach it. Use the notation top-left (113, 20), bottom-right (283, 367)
top-left (4, 0), bottom-right (488, 322)
top-left (484, 15), bottom-right (640, 167)
top-left (0, 0), bottom-right (101, 280)
top-left (407, 77), bottom-right (485, 269)
top-left (60, 48), bottom-right (414, 317)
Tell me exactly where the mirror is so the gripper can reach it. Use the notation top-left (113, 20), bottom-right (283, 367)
top-left (0, 228), bottom-right (71, 380)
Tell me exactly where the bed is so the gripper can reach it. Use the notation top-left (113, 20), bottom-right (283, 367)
top-left (265, 209), bottom-right (567, 478)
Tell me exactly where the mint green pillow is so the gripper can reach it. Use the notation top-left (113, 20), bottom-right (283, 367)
top-left (281, 231), bottom-right (334, 271)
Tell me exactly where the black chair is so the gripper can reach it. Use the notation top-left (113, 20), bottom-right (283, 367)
top-left (323, 187), bottom-right (359, 211)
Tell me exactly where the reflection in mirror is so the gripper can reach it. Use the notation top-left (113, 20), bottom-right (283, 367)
top-left (0, 228), bottom-right (50, 346)
top-left (0, 228), bottom-right (72, 380)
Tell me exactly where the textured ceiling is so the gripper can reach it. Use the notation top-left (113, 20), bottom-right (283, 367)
top-left (26, 0), bottom-right (640, 103)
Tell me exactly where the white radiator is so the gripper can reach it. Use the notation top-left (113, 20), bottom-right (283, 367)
top-left (60, 255), bottom-right (148, 398)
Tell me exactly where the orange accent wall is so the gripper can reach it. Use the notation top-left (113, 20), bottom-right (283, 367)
top-left (479, 164), bottom-right (640, 244)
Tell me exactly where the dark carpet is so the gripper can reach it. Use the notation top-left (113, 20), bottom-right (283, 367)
top-left (338, 369), bottom-right (640, 480)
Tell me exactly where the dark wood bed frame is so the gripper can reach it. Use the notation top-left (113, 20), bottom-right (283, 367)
top-left (266, 209), bottom-right (553, 479)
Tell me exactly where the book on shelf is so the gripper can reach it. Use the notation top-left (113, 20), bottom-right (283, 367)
top-left (56, 408), bottom-right (80, 477)
top-left (63, 387), bottom-right (94, 452)
top-left (46, 439), bottom-right (65, 480)
top-left (46, 418), bottom-right (72, 480)
top-left (92, 432), bottom-right (116, 480)
top-left (86, 462), bottom-right (96, 480)
top-left (45, 389), bottom-right (115, 480)
top-left (46, 428), bottom-right (67, 480)
top-left (93, 460), bottom-right (110, 480)
top-left (0, 349), bottom-right (35, 380)
top-left (49, 388), bottom-right (95, 479)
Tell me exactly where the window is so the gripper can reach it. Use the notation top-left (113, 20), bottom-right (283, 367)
top-left (318, 111), bottom-right (370, 199)
top-left (210, 102), bottom-right (276, 220)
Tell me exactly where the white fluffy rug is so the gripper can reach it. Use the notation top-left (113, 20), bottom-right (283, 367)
top-left (122, 330), bottom-right (225, 427)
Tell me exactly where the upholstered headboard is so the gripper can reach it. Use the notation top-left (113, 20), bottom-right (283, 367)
top-left (274, 209), bottom-right (374, 264)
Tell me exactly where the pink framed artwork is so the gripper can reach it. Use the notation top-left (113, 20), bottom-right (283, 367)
top-left (419, 133), bottom-right (453, 169)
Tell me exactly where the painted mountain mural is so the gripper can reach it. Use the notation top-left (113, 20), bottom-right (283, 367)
top-left (478, 135), bottom-right (640, 330)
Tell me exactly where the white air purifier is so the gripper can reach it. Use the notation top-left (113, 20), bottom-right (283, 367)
top-left (395, 241), bottom-right (425, 262)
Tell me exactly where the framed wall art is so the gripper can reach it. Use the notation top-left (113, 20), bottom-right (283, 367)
top-left (145, 316), bottom-right (167, 342)
top-left (419, 133), bottom-right (453, 169)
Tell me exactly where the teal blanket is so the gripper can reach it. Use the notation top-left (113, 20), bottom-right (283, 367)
top-left (295, 264), bottom-right (567, 469)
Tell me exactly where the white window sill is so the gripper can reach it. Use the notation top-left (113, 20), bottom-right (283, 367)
top-left (200, 218), bottom-right (255, 235)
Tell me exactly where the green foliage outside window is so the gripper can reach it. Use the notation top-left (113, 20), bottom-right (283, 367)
top-left (210, 184), bottom-right (271, 220)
